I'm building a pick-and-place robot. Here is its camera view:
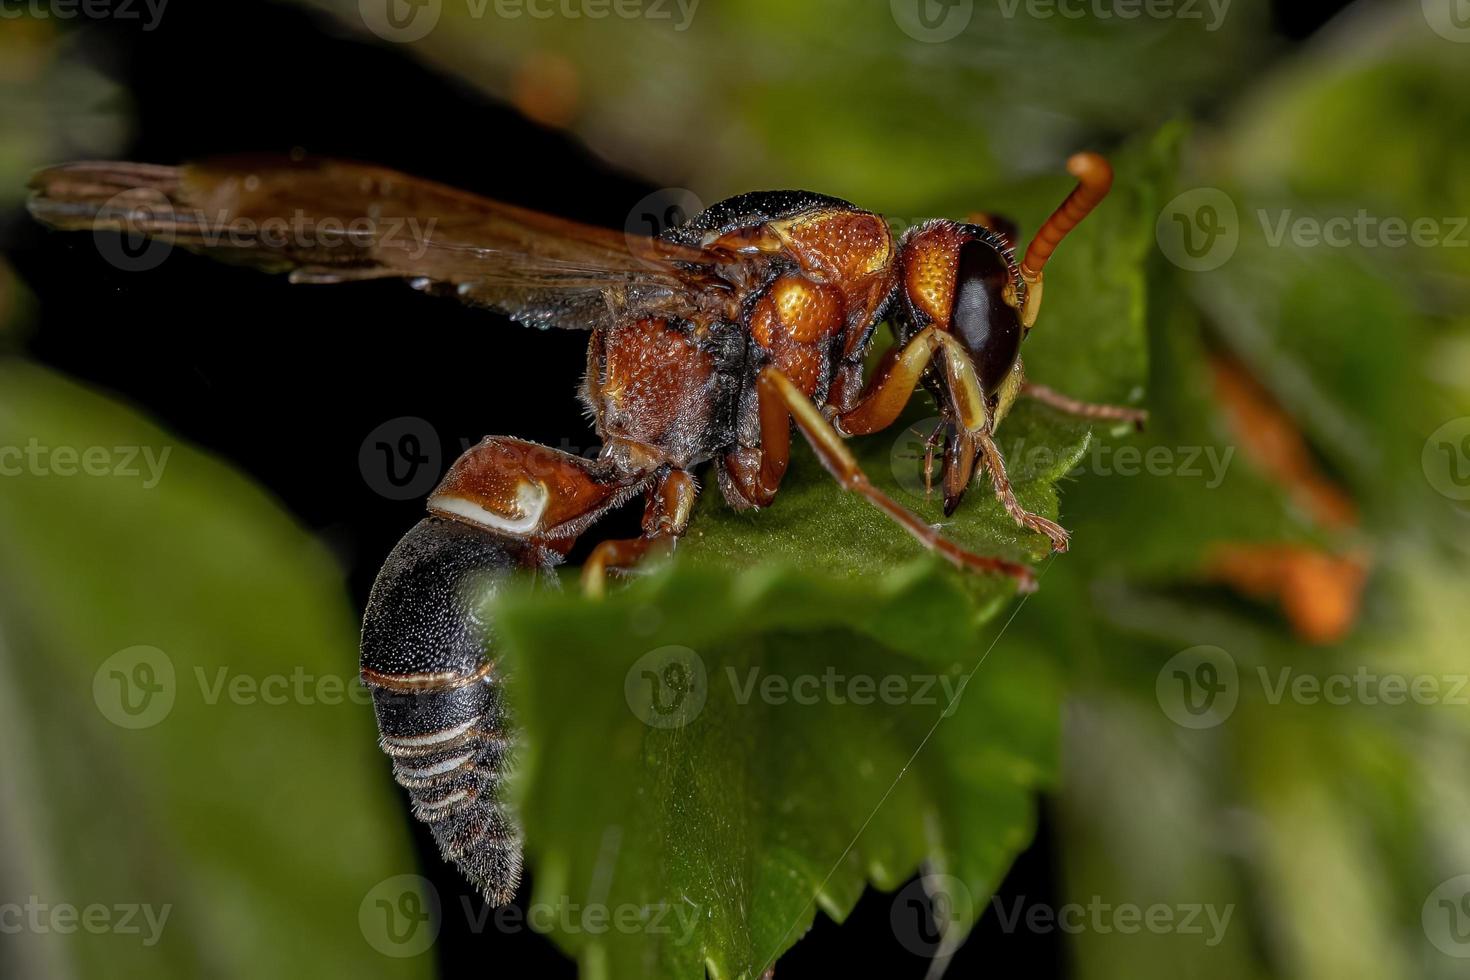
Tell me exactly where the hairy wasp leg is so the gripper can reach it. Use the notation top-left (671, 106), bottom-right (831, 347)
top-left (828, 325), bottom-right (992, 514)
top-left (974, 430), bottom-right (1070, 554)
top-left (725, 367), bottom-right (1036, 590)
top-left (1022, 382), bottom-right (1147, 430)
top-left (581, 469), bottom-right (696, 598)
top-left (833, 325), bottom-right (989, 439)
top-left (361, 517), bottom-right (543, 906)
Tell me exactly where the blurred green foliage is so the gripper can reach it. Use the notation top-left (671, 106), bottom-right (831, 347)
top-left (0, 364), bottom-right (433, 979)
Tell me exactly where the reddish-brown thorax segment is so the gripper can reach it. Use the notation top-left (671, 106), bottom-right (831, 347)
top-left (749, 275), bottom-right (845, 395)
top-left (708, 206), bottom-right (897, 361)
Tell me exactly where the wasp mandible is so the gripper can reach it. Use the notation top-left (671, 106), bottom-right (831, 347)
top-left (30, 153), bottom-right (1144, 903)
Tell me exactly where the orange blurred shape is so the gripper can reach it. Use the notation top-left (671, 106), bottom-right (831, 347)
top-left (1206, 544), bottom-right (1369, 646)
top-left (1206, 354), bottom-right (1370, 644)
top-left (511, 51), bottom-right (581, 129)
top-left (0, 17), bottom-right (58, 83)
top-left (1210, 354), bottom-right (1358, 531)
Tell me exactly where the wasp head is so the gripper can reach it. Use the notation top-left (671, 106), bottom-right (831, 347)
top-left (893, 220), bottom-right (1028, 513)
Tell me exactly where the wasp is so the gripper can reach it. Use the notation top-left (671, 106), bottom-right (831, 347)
top-left (29, 153), bottom-right (1143, 904)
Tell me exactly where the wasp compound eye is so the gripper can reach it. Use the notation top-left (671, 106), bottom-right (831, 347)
top-left (950, 238), bottom-right (1024, 395)
top-left (360, 516), bottom-right (532, 907)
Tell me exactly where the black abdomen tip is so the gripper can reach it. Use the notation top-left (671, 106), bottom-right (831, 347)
top-left (361, 516), bottom-right (536, 906)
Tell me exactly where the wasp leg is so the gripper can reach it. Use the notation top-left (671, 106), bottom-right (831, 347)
top-left (581, 469), bottom-right (697, 597)
top-left (832, 325), bottom-right (988, 438)
top-left (975, 429), bottom-right (1070, 553)
top-left (828, 325), bottom-right (995, 514)
top-left (920, 419), bottom-right (948, 497)
top-left (1023, 382), bottom-right (1147, 430)
top-left (737, 367), bottom-right (1036, 590)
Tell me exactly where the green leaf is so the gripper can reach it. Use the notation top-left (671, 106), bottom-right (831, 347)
top-left (497, 562), bottom-right (1058, 979)
top-left (483, 127), bottom-right (1178, 978)
top-left (0, 362), bottom-right (432, 980)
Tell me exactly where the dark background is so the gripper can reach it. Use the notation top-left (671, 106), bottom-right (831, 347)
top-left (4, 0), bottom-right (1354, 974)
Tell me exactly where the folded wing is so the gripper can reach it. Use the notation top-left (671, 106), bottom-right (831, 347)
top-left (27, 156), bottom-right (725, 331)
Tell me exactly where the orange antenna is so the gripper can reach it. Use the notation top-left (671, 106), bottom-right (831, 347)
top-left (1020, 152), bottom-right (1113, 283)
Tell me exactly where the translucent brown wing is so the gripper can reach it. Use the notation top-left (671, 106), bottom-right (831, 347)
top-left (26, 156), bottom-right (725, 331)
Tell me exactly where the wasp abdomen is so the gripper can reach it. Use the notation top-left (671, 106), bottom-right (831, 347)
top-left (360, 516), bottom-right (532, 906)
